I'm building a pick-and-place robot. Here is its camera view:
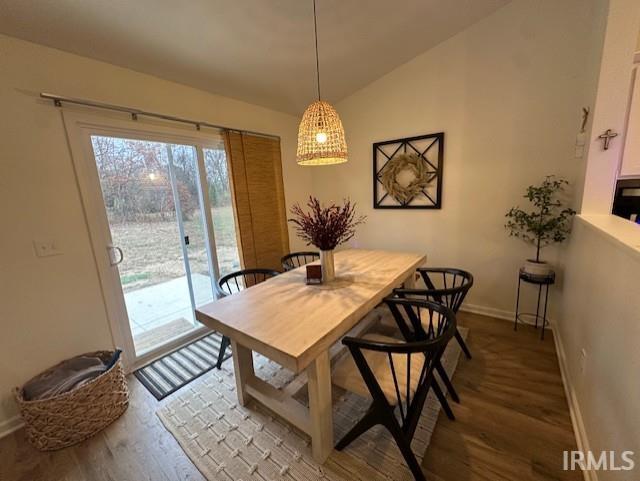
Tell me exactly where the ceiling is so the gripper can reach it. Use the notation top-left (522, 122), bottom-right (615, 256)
top-left (0, 0), bottom-right (509, 114)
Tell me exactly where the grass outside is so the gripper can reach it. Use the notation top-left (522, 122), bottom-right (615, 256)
top-left (111, 205), bottom-right (241, 293)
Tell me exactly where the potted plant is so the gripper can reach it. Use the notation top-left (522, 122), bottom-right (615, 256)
top-left (289, 197), bottom-right (366, 282)
top-left (505, 176), bottom-right (576, 276)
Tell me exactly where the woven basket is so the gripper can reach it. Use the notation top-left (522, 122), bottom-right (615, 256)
top-left (14, 350), bottom-right (129, 451)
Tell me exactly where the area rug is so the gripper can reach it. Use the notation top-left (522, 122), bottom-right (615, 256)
top-left (157, 328), bottom-right (467, 480)
top-left (135, 332), bottom-right (231, 400)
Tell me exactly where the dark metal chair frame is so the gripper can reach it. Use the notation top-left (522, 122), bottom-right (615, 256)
top-left (336, 298), bottom-right (456, 481)
top-left (214, 268), bottom-right (280, 369)
top-left (280, 251), bottom-right (320, 271)
top-left (395, 267), bottom-right (474, 359)
top-left (385, 293), bottom-right (460, 417)
top-left (391, 268), bottom-right (473, 408)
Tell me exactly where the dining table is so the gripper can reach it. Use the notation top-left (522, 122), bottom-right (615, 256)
top-left (195, 248), bottom-right (426, 463)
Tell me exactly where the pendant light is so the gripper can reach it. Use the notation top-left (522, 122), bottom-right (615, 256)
top-left (296, 0), bottom-right (348, 166)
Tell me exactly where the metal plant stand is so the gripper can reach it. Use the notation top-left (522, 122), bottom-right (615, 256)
top-left (514, 268), bottom-right (555, 340)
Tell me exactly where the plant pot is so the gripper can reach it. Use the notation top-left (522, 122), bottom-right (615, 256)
top-left (523, 259), bottom-right (553, 276)
top-left (320, 249), bottom-right (335, 283)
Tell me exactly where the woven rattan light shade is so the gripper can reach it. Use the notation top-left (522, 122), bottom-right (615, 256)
top-left (296, 100), bottom-right (348, 165)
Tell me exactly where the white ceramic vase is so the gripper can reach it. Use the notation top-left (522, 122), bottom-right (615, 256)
top-left (320, 249), bottom-right (335, 283)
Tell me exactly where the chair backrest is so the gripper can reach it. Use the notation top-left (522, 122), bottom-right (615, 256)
top-left (216, 268), bottom-right (280, 297)
top-left (343, 299), bottom-right (456, 438)
top-left (281, 251), bottom-right (320, 271)
top-left (396, 267), bottom-right (473, 313)
top-left (384, 296), bottom-right (456, 344)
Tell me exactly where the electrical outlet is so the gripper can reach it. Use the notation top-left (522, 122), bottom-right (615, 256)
top-left (33, 240), bottom-right (62, 257)
top-left (580, 348), bottom-right (587, 375)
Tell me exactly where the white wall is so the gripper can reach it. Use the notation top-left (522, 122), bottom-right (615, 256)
top-left (311, 0), bottom-right (606, 319)
top-left (620, 69), bottom-right (640, 177)
top-left (557, 1), bottom-right (640, 476)
top-left (558, 217), bottom-right (640, 479)
top-left (0, 34), bottom-right (309, 429)
top-left (615, 10), bottom-right (640, 178)
top-left (581, 0), bottom-right (640, 213)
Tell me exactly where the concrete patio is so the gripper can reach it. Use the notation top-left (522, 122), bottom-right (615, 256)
top-left (125, 273), bottom-right (216, 352)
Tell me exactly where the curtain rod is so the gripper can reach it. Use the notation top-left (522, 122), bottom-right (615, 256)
top-left (40, 92), bottom-right (281, 140)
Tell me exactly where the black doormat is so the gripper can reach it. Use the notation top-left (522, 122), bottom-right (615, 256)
top-left (134, 333), bottom-right (231, 400)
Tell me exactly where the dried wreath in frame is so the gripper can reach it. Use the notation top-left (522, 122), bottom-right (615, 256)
top-left (373, 133), bottom-right (444, 209)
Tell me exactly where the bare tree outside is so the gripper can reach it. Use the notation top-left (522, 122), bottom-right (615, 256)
top-left (91, 136), bottom-right (241, 293)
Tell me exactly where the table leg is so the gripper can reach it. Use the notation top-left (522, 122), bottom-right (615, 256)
top-left (307, 350), bottom-right (333, 463)
top-left (403, 270), bottom-right (417, 289)
top-left (231, 340), bottom-right (254, 406)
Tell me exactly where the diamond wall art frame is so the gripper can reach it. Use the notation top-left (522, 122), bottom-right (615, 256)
top-left (373, 132), bottom-right (444, 209)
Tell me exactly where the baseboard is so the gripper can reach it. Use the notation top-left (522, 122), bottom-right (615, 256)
top-left (0, 415), bottom-right (23, 439)
top-left (460, 303), bottom-right (513, 321)
top-left (460, 302), bottom-right (553, 328)
top-left (552, 326), bottom-right (597, 481)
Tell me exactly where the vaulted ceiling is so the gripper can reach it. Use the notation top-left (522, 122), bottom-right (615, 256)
top-left (0, 0), bottom-right (510, 114)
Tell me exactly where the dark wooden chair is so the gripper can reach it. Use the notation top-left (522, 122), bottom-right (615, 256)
top-left (214, 268), bottom-right (280, 368)
top-left (395, 267), bottom-right (474, 359)
top-left (280, 251), bottom-right (320, 271)
top-left (332, 298), bottom-right (456, 481)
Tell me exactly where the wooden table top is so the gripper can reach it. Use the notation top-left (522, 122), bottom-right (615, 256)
top-left (196, 249), bottom-right (425, 372)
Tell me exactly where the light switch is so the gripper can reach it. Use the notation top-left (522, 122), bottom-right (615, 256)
top-left (33, 240), bottom-right (62, 257)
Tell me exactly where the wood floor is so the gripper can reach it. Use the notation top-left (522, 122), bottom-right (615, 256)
top-left (423, 312), bottom-right (580, 481)
top-left (0, 313), bottom-right (580, 481)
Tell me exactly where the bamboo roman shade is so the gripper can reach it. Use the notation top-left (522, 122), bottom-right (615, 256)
top-left (223, 131), bottom-right (290, 272)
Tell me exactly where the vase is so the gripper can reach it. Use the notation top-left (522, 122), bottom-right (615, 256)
top-left (320, 249), bottom-right (335, 283)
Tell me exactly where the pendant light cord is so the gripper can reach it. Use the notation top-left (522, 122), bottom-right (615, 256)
top-left (313, 0), bottom-right (321, 101)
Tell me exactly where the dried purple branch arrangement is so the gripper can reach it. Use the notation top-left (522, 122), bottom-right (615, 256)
top-left (289, 197), bottom-right (366, 251)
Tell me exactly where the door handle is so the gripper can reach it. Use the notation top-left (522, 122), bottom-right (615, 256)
top-left (108, 245), bottom-right (124, 266)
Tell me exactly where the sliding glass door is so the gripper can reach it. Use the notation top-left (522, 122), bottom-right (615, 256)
top-left (89, 134), bottom-right (239, 356)
top-left (203, 147), bottom-right (242, 277)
